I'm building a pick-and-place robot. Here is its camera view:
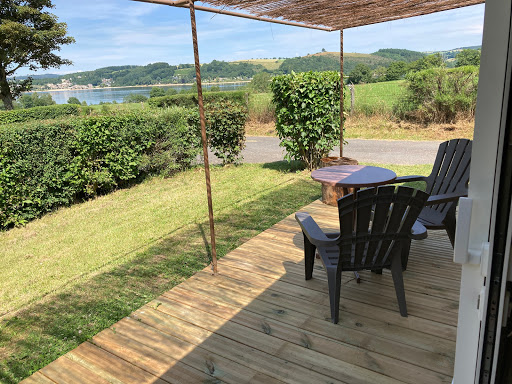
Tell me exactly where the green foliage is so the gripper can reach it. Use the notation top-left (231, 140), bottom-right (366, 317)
top-left (149, 87), bottom-right (166, 98)
top-left (0, 104), bottom-right (79, 124)
top-left (385, 61), bottom-right (408, 81)
top-left (271, 71), bottom-right (342, 170)
top-left (18, 93), bottom-right (56, 109)
top-left (123, 93), bottom-right (148, 103)
top-left (394, 66), bottom-right (479, 123)
top-left (204, 100), bottom-right (248, 165)
top-left (407, 53), bottom-right (444, 73)
top-left (280, 55), bottom-right (340, 74)
top-left (249, 72), bottom-right (273, 93)
top-left (148, 90), bottom-right (248, 109)
top-left (0, 109), bottom-right (201, 229)
top-left (67, 97), bottom-right (81, 105)
top-left (372, 49), bottom-right (425, 62)
top-left (200, 60), bottom-right (265, 80)
top-left (0, 0), bottom-right (75, 109)
top-left (456, 49), bottom-right (481, 67)
top-left (348, 63), bottom-right (372, 84)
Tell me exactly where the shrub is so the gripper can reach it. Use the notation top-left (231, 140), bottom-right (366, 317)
top-left (0, 108), bottom-right (201, 229)
top-left (68, 97), bottom-right (81, 105)
top-left (0, 104), bottom-right (80, 124)
top-left (123, 93), bottom-right (148, 103)
top-left (205, 100), bottom-right (248, 165)
top-left (148, 90), bottom-right (248, 109)
top-left (271, 71), bottom-right (342, 170)
top-left (394, 66), bottom-right (479, 123)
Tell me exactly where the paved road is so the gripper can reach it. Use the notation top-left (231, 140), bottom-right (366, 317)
top-left (209, 136), bottom-right (441, 165)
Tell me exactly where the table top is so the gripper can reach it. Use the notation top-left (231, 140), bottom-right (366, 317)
top-left (311, 165), bottom-right (397, 188)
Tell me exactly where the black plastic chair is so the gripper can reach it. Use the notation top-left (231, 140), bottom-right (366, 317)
top-left (296, 186), bottom-right (429, 324)
top-left (392, 138), bottom-right (472, 247)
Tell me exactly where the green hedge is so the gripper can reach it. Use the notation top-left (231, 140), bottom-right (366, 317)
top-left (0, 104), bottom-right (80, 124)
top-left (271, 71), bottom-right (342, 170)
top-left (0, 108), bottom-right (200, 229)
top-left (148, 90), bottom-right (248, 109)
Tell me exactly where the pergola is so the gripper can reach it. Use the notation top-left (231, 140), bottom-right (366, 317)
top-left (132, 0), bottom-right (484, 274)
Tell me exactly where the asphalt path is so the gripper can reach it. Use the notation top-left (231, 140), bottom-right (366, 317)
top-left (209, 136), bottom-right (441, 165)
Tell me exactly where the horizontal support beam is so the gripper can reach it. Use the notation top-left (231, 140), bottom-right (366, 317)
top-left (131, 0), bottom-right (334, 31)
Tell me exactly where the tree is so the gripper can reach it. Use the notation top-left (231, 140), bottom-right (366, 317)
top-left (0, 0), bottom-right (75, 110)
top-left (67, 96), bottom-right (81, 104)
top-left (386, 61), bottom-right (407, 81)
top-left (455, 49), bottom-right (481, 67)
top-left (407, 53), bottom-right (444, 73)
top-left (149, 87), bottom-right (166, 98)
top-left (347, 63), bottom-right (372, 84)
top-left (123, 93), bottom-right (148, 103)
top-left (249, 72), bottom-right (272, 92)
top-left (18, 93), bottom-right (55, 108)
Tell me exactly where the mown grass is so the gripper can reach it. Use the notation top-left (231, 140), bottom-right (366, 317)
top-left (0, 161), bottom-right (430, 383)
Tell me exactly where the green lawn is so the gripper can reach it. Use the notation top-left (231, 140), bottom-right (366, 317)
top-left (0, 162), bottom-right (431, 383)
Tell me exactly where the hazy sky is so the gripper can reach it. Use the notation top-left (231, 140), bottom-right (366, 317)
top-left (18, 1), bottom-right (485, 76)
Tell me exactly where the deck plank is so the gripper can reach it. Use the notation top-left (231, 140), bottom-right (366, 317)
top-left (23, 199), bottom-right (460, 384)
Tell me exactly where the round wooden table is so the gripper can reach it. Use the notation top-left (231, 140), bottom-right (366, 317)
top-left (311, 165), bottom-right (397, 206)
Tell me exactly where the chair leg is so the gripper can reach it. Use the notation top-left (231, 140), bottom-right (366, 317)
top-left (303, 233), bottom-right (316, 280)
top-left (401, 239), bottom-right (411, 271)
top-left (326, 266), bottom-right (342, 324)
top-left (390, 254), bottom-right (407, 317)
top-left (445, 222), bottom-right (456, 248)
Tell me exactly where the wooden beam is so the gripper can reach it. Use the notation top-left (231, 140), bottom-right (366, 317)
top-left (131, 0), bottom-right (334, 31)
top-left (189, 0), bottom-right (218, 275)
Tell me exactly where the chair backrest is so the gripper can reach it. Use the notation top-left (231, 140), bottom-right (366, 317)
top-left (336, 186), bottom-right (429, 271)
top-left (425, 138), bottom-right (472, 215)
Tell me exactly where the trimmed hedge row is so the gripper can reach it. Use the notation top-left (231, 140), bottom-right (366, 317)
top-left (148, 90), bottom-right (248, 109)
top-left (0, 104), bottom-right (80, 124)
top-left (0, 108), bottom-right (201, 229)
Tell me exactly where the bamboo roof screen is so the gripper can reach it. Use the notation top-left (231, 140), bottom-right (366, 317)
top-left (187, 0), bottom-right (484, 30)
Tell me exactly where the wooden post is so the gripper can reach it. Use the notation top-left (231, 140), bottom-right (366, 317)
top-left (339, 29), bottom-right (344, 157)
top-left (189, 0), bottom-right (218, 274)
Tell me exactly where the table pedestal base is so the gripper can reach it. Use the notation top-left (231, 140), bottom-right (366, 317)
top-left (321, 184), bottom-right (350, 206)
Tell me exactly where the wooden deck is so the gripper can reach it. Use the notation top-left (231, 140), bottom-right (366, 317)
top-left (22, 200), bottom-right (461, 384)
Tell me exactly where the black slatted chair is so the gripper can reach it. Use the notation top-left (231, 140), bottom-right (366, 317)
top-left (393, 138), bottom-right (472, 247)
top-left (296, 186), bottom-right (429, 324)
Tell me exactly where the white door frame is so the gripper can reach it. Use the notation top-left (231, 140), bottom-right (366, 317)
top-left (453, 0), bottom-right (512, 382)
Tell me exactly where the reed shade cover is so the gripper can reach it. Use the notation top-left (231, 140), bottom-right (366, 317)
top-left (192, 0), bottom-right (484, 29)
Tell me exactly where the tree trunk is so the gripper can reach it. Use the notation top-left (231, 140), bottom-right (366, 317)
top-left (0, 68), bottom-right (14, 110)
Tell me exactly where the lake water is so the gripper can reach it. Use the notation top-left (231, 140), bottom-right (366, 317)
top-left (28, 82), bottom-right (247, 105)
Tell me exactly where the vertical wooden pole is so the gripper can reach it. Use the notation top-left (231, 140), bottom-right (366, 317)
top-left (339, 29), bottom-right (344, 157)
top-left (189, 0), bottom-right (218, 274)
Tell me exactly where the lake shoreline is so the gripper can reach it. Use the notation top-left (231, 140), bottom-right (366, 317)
top-left (30, 80), bottom-right (250, 93)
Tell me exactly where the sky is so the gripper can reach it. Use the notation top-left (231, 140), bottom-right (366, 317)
top-left (18, 0), bottom-right (485, 76)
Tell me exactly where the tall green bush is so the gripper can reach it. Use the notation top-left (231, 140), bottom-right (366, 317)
top-left (0, 108), bottom-right (201, 229)
top-left (206, 100), bottom-right (248, 165)
top-left (271, 71), bottom-right (342, 170)
top-left (0, 104), bottom-right (80, 124)
top-left (394, 66), bottom-right (479, 123)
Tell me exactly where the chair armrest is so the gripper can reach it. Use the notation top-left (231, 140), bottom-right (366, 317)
top-left (295, 212), bottom-right (339, 247)
top-left (425, 191), bottom-right (468, 206)
top-left (410, 221), bottom-right (428, 240)
top-left (392, 175), bottom-right (428, 183)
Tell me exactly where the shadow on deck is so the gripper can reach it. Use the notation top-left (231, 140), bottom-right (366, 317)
top-left (22, 200), bottom-right (460, 384)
